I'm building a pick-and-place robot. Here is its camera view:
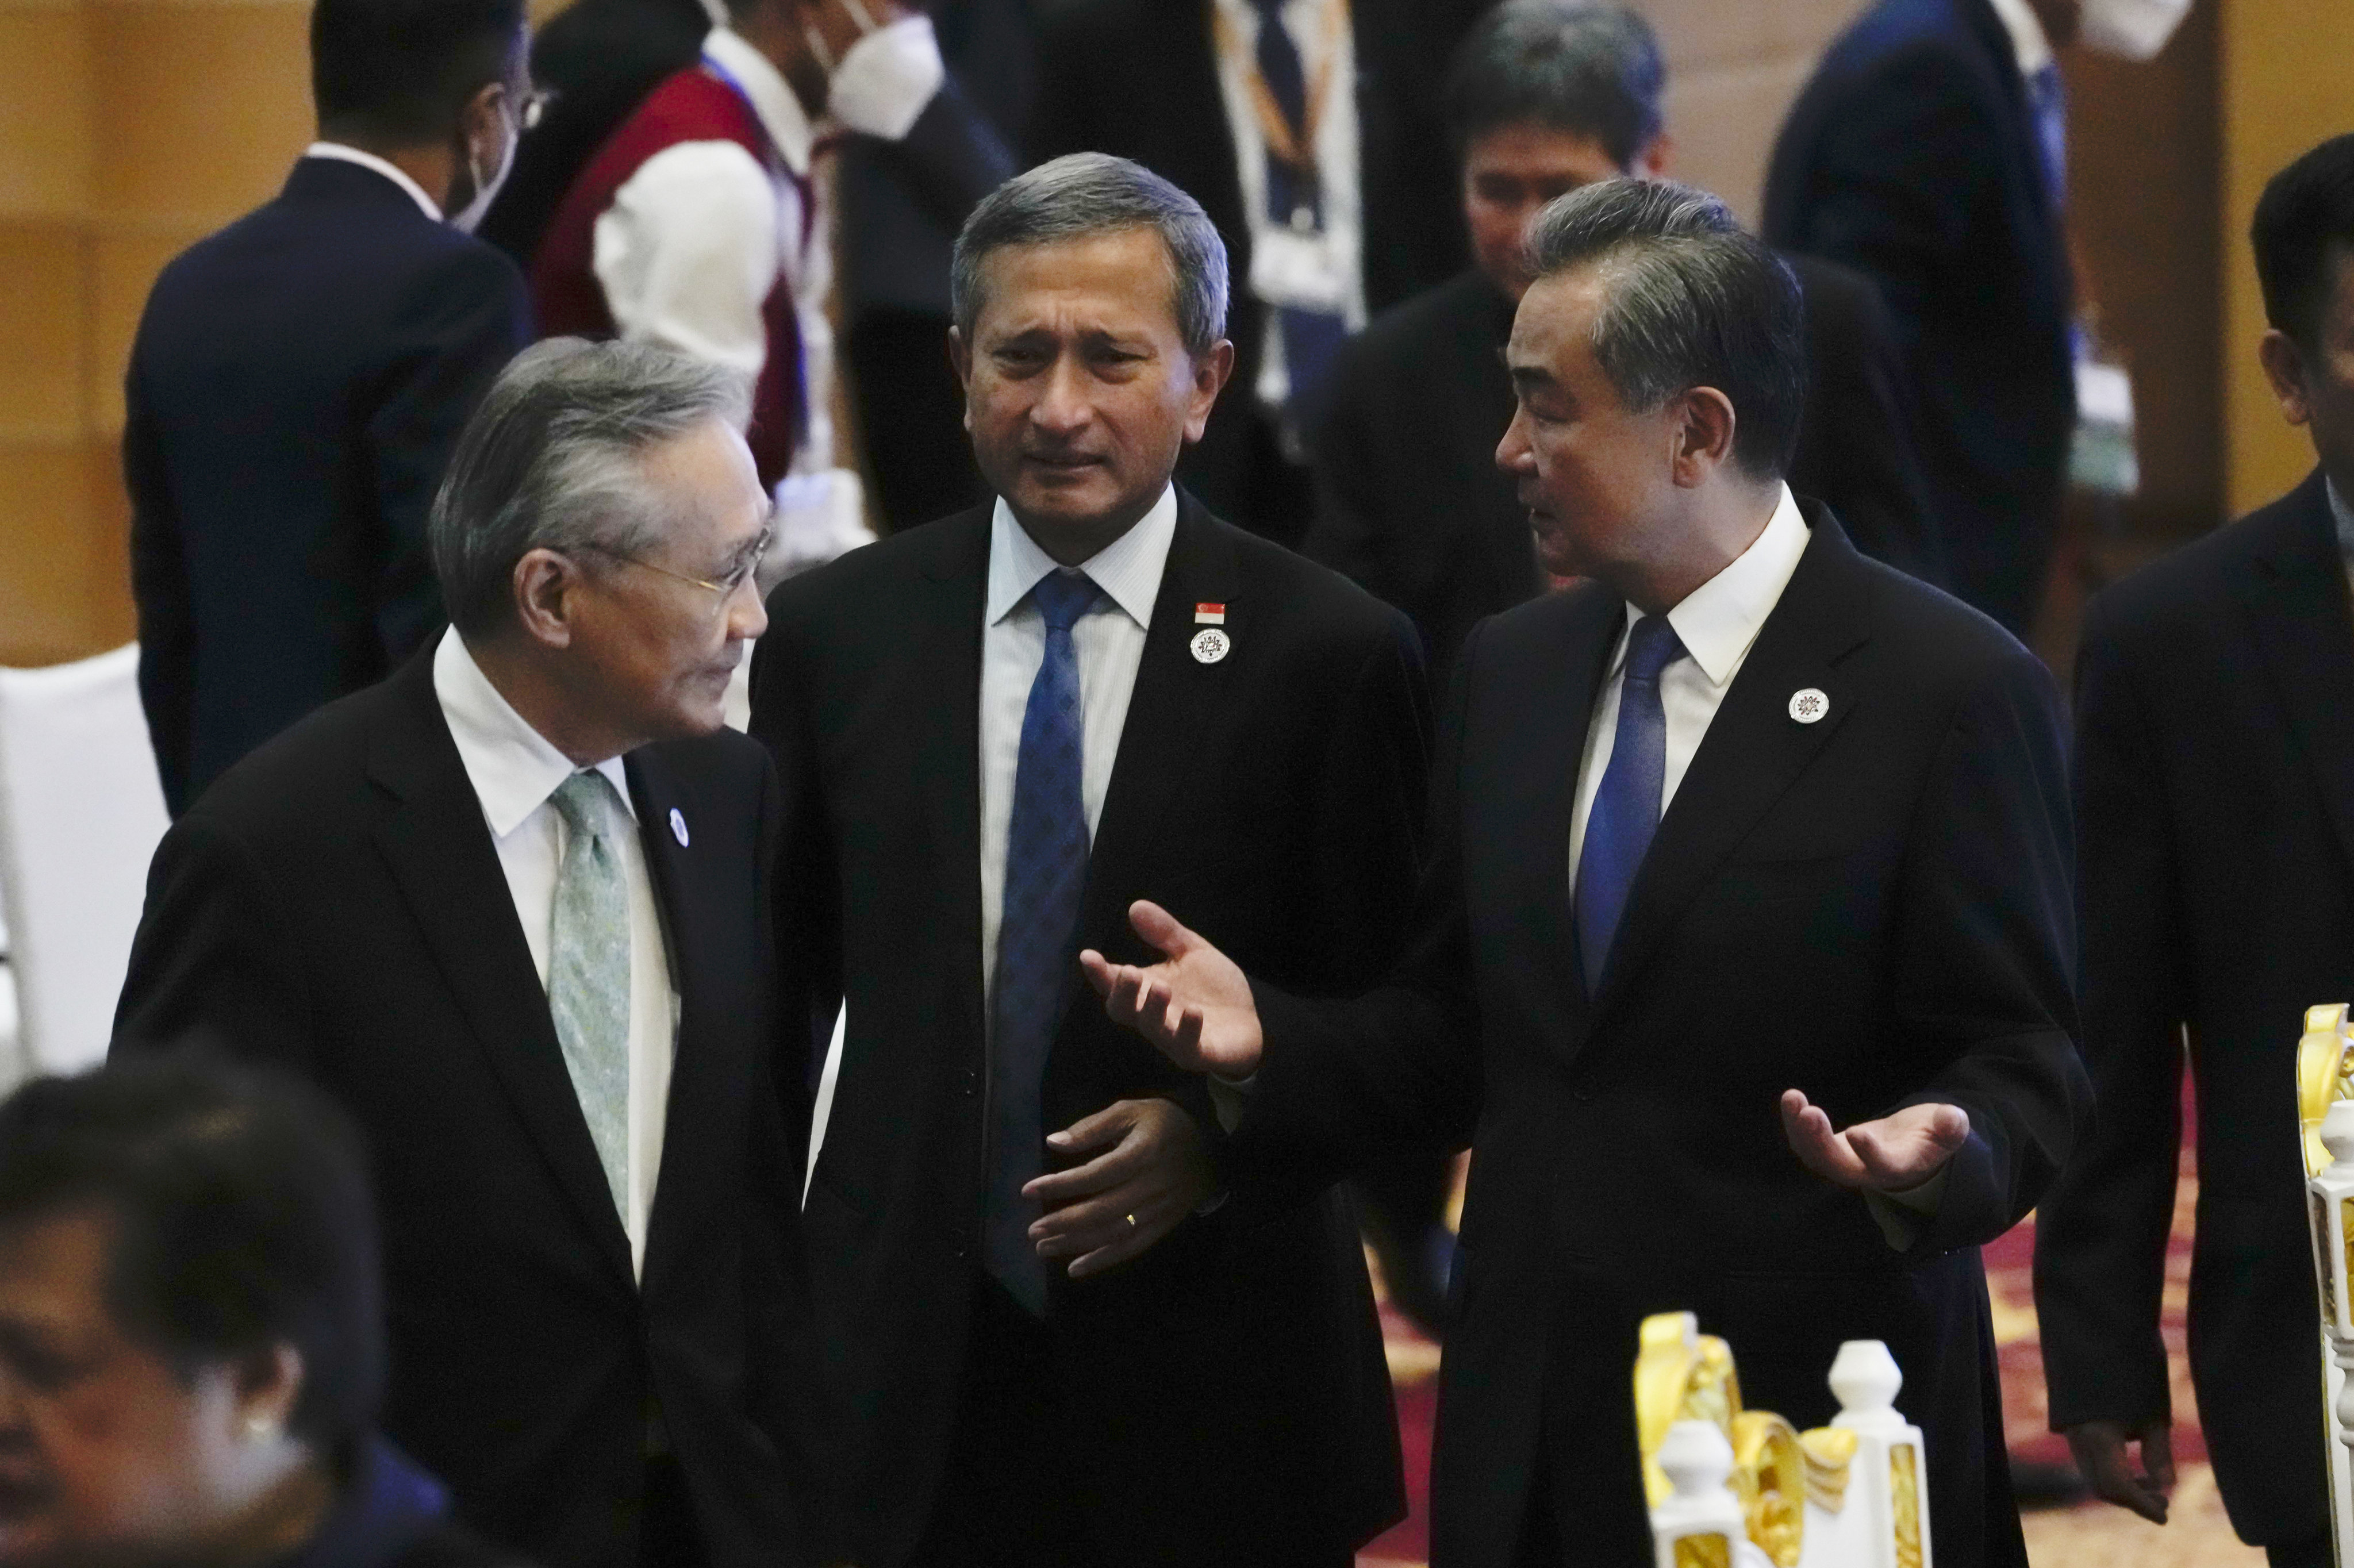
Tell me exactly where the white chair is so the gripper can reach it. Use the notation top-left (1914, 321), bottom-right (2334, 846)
top-left (0, 645), bottom-right (170, 1088)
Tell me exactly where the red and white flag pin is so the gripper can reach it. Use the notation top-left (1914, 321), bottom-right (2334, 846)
top-left (1189, 604), bottom-right (1231, 664)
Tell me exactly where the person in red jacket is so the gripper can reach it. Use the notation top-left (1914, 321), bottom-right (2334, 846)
top-left (533, 0), bottom-right (1011, 577)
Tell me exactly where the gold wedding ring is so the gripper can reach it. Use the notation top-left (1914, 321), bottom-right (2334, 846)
top-left (1124, 1213), bottom-right (1138, 1228)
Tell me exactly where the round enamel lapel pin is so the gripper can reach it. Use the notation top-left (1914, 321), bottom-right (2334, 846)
top-left (1191, 602), bottom-right (1230, 664)
top-left (1787, 687), bottom-right (1829, 725)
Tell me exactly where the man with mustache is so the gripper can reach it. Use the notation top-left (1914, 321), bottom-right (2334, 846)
top-left (750, 152), bottom-right (1425, 1566)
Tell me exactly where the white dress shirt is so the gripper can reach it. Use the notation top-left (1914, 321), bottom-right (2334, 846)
top-left (977, 487), bottom-right (1179, 1004)
top-left (302, 142), bottom-right (442, 221)
top-left (1986, 0), bottom-right (2056, 74)
top-left (1208, 0), bottom-right (1366, 411)
top-left (1566, 485), bottom-right (1811, 889)
top-left (592, 23), bottom-right (940, 571)
top-left (433, 629), bottom-right (680, 1277)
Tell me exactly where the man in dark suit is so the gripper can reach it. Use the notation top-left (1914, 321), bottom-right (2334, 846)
top-left (751, 154), bottom-right (1422, 1567)
top-left (1311, 0), bottom-right (1943, 701)
top-left (1082, 179), bottom-right (2086, 1568)
top-left (2031, 136), bottom-right (2354, 1568)
top-left (114, 341), bottom-right (804, 1568)
top-left (1028, 0), bottom-right (1485, 546)
top-left (1764, 0), bottom-right (2077, 635)
top-left (126, 0), bottom-right (535, 816)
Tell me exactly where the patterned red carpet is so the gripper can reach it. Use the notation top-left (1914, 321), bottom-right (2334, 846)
top-left (1358, 1088), bottom-right (2246, 1566)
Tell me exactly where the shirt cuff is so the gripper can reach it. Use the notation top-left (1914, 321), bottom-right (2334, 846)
top-left (1863, 1165), bottom-right (1950, 1251)
top-left (1207, 1071), bottom-right (1257, 1135)
top-left (828, 16), bottom-right (944, 140)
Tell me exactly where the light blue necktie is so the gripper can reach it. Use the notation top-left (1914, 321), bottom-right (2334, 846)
top-left (1574, 616), bottom-right (1687, 997)
top-left (547, 769), bottom-right (632, 1220)
top-left (985, 570), bottom-right (1103, 1316)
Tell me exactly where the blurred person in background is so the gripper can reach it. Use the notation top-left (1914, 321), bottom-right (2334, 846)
top-left (1764, 0), bottom-right (2079, 636)
top-left (2032, 133), bottom-right (2354, 1568)
top-left (1028, 0), bottom-right (1488, 547)
top-left (0, 1056), bottom-right (524, 1568)
top-left (532, 0), bottom-right (1016, 578)
top-left (126, 0), bottom-right (535, 817)
top-left (113, 341), bottom-right (808, 1568)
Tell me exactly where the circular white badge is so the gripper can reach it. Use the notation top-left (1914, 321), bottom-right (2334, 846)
top-left (669, 807), bottom-right (690, 846)
top-left (1191, 628), bottom-right (1231, 664)
top-left (1787, 687), bottom-right (1829, 725)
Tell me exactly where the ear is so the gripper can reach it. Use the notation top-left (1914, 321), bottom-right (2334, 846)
top-left (459, 79), bottom-right (505, 156)
top-left (1668, 386), bottom-right (1738, 488)
top-left (512, 548), bottom-right (585, 649)
top-left (1633, 132), bottom-right (1674, 180)
top-left (231, 1342), bottom-right (305, 1440)
top-left (1183, 340), bottom-right (1237, 445)
top-left (2259, 329), bottom-right (2313, 428)
top-left (946, 326), bottom-right (976, 433)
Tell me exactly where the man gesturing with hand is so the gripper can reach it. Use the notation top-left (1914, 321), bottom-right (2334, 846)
top-left (1082, 179), bottom-right (2087, 1568)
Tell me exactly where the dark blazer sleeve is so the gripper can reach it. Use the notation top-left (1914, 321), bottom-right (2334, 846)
top-left (364, 245), bottom-right (532, 667)
top-left (112, 813), bottom-right (315, 1069)
top-left (1228, 618), bottom-right (1487, 1208)
top-left (1787, 257), bottom-right (1947, 586)
top-left (1772, 47), bottom-right (1998, 358)
top-left (2031, 601), bottom-right (2186, 1432)
top-left (1881, 636), bottom-right (2090, 1256)
top-left (126, 339), bottom-right (196, 817)
top-left (864, 71), bottom-right (1020, 238)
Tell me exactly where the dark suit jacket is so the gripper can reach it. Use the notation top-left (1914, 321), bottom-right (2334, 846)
top-left (1763, 0), bottom-right (2072, 635)
top-left (478, 0), bottom-right (712, 270)
top-left (2032, 470), bottom-right (2346, 1547)
top-left (126, 157), bottom-right (532, 816)
top-left (1029, 0), bottom-right (1476, 537)
top-left (293, 1438), bottom-right (528, 1568)
top-left (1233, 508), bottom-right (2086, 1568)
top-left (750, 492), bottom-right (1426, 1566)
top-left (1305, 261), bottom-right (1945, 687)
top-left (112, 650), bottom-right (806, 1568)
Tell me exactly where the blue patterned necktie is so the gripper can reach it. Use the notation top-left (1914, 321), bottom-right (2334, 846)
top-left (1248, 0), bottom-right (1347, 422)
top-left (1574, 616), bottom-right (1687, 996)
top-left (985, 568), bottom-right (1103, 1316)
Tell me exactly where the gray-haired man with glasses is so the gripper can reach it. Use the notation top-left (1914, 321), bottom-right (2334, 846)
top-left (116, 337), bottom-right (811, 1568)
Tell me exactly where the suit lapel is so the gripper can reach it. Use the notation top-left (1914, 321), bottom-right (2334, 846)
top-left (1082, 494), bottom-right (1241, 948)
top-left (2234, 471), bottom-right (2354, 884)
top-left (625, 747), bottom-right (710, 1288)
top-left (918, 511), bottom-right (996, 1041)
top-left (364, 655), bottom-right (635, 1283)
top-left (1576, 513), bottom-right (1871, 1054)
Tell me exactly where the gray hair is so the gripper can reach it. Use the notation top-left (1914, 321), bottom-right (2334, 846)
top-left (1523, 178), bottom-right (1806, 479)
top-left (428, 337), bottom-right (752, 637)
top-left (1445, 2), bottom-right (1666, 166)
top-left (951, 152), bottom-right (1230, 359)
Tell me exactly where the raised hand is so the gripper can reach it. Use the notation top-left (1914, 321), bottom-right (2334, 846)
top-left (1778, 1090), bottom-right (1970, 1192)
top-left (1021, 1097), bottom-right (1217, 1278)
top-left (1078, 901), bottom-right (1265, 1081)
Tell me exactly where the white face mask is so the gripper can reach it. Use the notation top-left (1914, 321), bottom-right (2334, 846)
top-left (447, 106), bottom-right (517, 233)
top-left (2077, 0), bottom-right (2192, 60)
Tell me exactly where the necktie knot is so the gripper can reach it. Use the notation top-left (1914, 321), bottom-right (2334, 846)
top-left (1623, 615), bottom-right (1687, 687)
top-left (551, 769), bottom-right (621, 841)
top-left (1030, 571), bottom-right (1102, 635)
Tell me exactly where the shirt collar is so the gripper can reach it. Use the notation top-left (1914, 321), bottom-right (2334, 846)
top-left (701, 28), bottom-right (816, 175)
top-left (985, 485), bottom-right (1180, 631)
top-left (432, 628), bottom-right (636, 840)
top-left (302, 143), bottom-right (443, 222)
top-left (1629, 484), bottom-right (1812, 687)
top-left (1986, 0), bottom-right (2055, 75)
top-left (2329, 475), bottom-right (2354, 560)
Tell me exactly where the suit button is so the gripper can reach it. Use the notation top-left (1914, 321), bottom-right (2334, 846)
top-left (961, 1070), bottom-right (979, 1098)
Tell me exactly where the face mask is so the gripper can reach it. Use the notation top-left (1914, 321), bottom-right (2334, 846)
top-left (2078, 0), bottom-right (2192, 60)
top-left (447, 105), bottom-right (517, 233)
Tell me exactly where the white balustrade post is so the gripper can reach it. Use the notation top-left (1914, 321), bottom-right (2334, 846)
top-left (1829, 1340), bottom-right (1930, 1568)
top-left (2305, 1097), bottom-right (2354, 1561)
top-left (1653, 1419), bottom-right (1757, 1568)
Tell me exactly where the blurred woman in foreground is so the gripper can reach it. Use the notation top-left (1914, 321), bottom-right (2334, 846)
top-left (0, 1057), bottom-right (523, 1567)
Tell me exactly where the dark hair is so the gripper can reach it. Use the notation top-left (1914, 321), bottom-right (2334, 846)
top-left (953, 153), bottom-right (1230, 359)
top-left (310, 0), bottom-right (525, 146)
top-left (1444, 1), bottom-right (1665, 166)
top-left (0, 1058), bottom-right (385, 1450)
top-left (1525, 178), bottom-right (1807, 481)
top-left (429, 337), bottom-right (752, 639)
top-left (2253, 133), bottom-right (2354, 353)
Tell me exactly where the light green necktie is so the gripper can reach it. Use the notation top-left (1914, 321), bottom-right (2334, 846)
top-left (548, 768), bottom-right (632, 1220)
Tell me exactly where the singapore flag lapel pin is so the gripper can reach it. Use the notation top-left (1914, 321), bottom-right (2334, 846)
top-left (1191, 602), bottom-right (1231, 665)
